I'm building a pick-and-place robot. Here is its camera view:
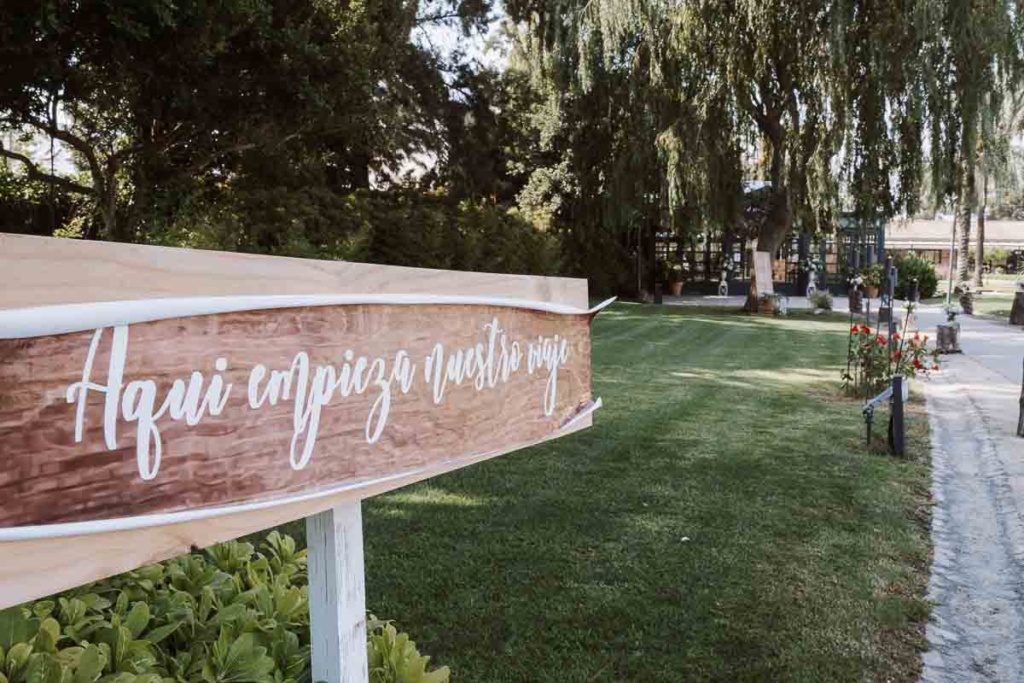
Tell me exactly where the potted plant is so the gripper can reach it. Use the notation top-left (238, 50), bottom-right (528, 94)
top-left (847, 274), bottom-right (864, 313)
top-left (862, 264), bottom-right (884, 299)
top-left (667, 262), bottom-right (684, 296)
top-left (801, 255), bottom-right (822, 297)
top-left (758, 292), bottom-right (780, 315)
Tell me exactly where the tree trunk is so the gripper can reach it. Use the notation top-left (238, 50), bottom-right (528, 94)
top-left (956, 153), bottom-right (976, 287)
top-left (745, 184), bottom-right (791, 310)
top-left (974, 172), bottom-right (987, 288)
top-left (99, 191), bottom-right (119, 242)
top-left (745, 129), bottom-right (791, 310)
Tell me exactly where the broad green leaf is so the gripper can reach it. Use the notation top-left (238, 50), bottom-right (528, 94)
top-left (7, 642), bottom-right (34, 675)
top-left (24, 652), bottom-right (63, 683)
top-left (53, 647), bottom-right (82, 669)
top-left (122, 606), bottom-right (148, 641)
top-left (72, 645), bottom-right (105, 683)
top-left (38, 620), bottom-right (61, 646)
top-left (138, 623), bottom-right (178, 646)
top-left (31, 627), bottom-right (56, 656)
top-left (113, 595), bottom-right (128, 621)
top-left (31, 605), bottom-right (54, 621)
top-left (0, 609), bottom-right (37, 651)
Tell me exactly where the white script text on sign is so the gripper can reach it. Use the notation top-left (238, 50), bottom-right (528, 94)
top-left (0, 296), bottom-right (609, 538)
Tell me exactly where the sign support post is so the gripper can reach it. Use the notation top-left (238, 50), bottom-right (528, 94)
top-left (307, 503), bottom-right (368, 683)
top-left (890, 375), bottom-right (905, 456)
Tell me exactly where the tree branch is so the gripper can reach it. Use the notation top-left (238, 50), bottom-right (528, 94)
top-left (20, 115), bottom-right (104, 182)
top-left (0, 144), bottom-right (95, 196)
top-left (416, 10), bottom-right (461, 25)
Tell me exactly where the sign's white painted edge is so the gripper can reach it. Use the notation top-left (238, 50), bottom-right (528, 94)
top-left (0, 294), bottom-right (618, 339)
top-left (0, 398), bottom-right (601, 542)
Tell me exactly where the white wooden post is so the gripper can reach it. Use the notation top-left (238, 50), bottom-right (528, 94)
top-left (306, 502), bottom-right (368, 683)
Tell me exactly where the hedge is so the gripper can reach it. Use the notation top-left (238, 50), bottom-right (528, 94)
top-left (0, 533), bottom-right (447, 683)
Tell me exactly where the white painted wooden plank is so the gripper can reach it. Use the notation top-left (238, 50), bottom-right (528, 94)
top-left (306, 503), bottom-right (368, 683)
top-left (0, 233), bottom-right (590, 310)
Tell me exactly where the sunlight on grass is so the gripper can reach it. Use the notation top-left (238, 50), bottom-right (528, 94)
top-left (669, 366), bottom-right (837, 388)
top-left (381, 486), bottom-right (493, 509)
top-left (361, 303), bottom-right (932, 682)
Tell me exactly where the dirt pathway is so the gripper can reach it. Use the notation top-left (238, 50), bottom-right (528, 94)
top-left (918, 312), bottom-right (1024, 682)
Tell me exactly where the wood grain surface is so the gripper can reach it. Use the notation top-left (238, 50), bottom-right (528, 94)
top-left (0, 235), bottom-right (590, 608)
top-left (0, 233), bottom-right (587, 310)
top-left (0, 303), bottom-right (593, 529)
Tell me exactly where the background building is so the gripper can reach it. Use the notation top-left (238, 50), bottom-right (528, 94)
top-left (885, 219), bottom-right (1024, 276)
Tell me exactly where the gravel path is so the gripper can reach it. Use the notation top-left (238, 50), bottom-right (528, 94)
top-left (918, 312), bottom-right (1024, 682)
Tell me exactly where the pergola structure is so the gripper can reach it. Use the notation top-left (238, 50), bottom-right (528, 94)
top-left (655, 213), bottom-right (885, 295)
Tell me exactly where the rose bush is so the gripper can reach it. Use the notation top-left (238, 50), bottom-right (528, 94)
top-left (842, 304), bottom-right (939, 397)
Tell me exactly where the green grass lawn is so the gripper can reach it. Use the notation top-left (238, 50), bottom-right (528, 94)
top-left (971, 292), bottom-right (1015, 322)
top-left (343, 304), bottom-right (932, 681)
top-left (925, 291), bottom-right (1016, 321)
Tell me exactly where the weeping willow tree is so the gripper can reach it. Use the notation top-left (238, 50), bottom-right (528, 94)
top-left (504, 0), bottom-right (744, 294)
top-left (920, 0), bottom-right (1023, 290)
top-left (506, 0), bottom-right (930, 301)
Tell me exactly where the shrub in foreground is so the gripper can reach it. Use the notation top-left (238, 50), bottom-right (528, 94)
top-left (0, 532), bottom-right (447, 683)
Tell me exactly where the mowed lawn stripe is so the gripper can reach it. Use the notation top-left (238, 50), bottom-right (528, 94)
top-left (350, 304), bottom-right (930, 681)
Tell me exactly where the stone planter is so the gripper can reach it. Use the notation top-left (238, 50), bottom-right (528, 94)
top-left (668, 281), bottom-right (683, 296)
top-left (937, 321), bottom-right (961, 354)
top-left (865, 285), bottom-right (879, 299)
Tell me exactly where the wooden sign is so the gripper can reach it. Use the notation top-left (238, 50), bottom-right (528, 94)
top-left (0, 294), bottom-right (607, 538)
top-left (0, 235), bottom-right (598, 630)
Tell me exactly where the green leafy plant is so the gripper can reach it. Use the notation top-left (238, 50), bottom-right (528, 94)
top-left (367, 618), bottom-right (449, 683)
top-left (985, 247), bottom-right (1011, 270)
top-left (809, 290), bottom-right (833, 310)
top-left (861, 264), bottom-right (885, 289)
top-left (893, 253), bottom-right (939, 299)
top-left (0, 533), bottom-right (447, 683)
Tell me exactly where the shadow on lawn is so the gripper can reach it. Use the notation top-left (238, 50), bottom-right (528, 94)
top-left (258, 305), bottom-right (928, 681)
top-left (351, 306), bottom-right (928, 681)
